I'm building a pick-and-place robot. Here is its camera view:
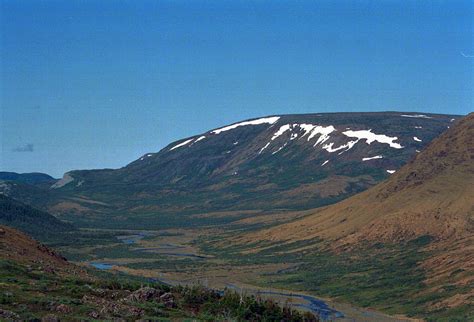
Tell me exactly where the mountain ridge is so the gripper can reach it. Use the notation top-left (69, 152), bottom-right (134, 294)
top-left (1, 112), bottom-right (459, 229)
top-left (243, 113), bottom-right (473, 245)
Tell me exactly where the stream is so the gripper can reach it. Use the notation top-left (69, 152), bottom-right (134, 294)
top-left (87, 232), bottom-right (410, 321)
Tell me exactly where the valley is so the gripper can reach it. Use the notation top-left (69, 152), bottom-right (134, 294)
top-left (54, 227), bottom-right (414, 321)
top-left (1, 112), bottom-right (472, 321)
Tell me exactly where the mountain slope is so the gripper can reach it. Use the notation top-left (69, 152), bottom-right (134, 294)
top-left (247, 113), bottom-right (474, 245)
top-left (234, 113), bottom-right (473, 317)
top-left (3, 112), bottom-right (458, 229)
top-left (0, 194), bottom-right (75, 240)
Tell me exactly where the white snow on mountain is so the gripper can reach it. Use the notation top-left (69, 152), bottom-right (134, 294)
top-left (139, 153), bottom-right (154, 161)
top-left (342, 130), bottom-right (403, 149)
top-left (400, 114), bottom-right (432, 119)
top-left (170, 138), bottom-right (194, 151)
top-left (195, 136), bottom-right (206, 143)
top-left (272, 142), bottom-right (288, 155)
top-left (362, 155), bottom-right (383, 161)
top-left (259, 142), bottom-right (271, 154)
top-left (323, 140), bottom-right (358, 153)
top-left (271, 124), bottom-right (292, 140)
top-left (212, 116), bottom-right (280, 134)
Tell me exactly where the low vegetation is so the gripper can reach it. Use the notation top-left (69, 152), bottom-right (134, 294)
top-left (201, 235), bottom-right (473, 321)
top-left (0, 259), bottom-right (318, 321)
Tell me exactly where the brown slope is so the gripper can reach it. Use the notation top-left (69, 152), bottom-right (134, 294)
top-left (245, 113), bottom-right (474, 245)
top-left (0, 225), bottom-right (85, 277)
top-left (237, 113), bottom-right (474, 313)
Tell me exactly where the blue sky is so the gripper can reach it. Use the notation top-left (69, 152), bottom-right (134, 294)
top-left (1, 0), bottom-right (473, 177)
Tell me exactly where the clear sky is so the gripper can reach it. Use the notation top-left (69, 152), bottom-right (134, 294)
top-left (1, 0), bottom-right (473, 177)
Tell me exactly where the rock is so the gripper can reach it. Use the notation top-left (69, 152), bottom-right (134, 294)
top-left (127, 287), bottom-right (162, 302)
top-left (159, 292), bottom-right (173, 301)
top-left (89, 311), bottom-right (100, 319)
top-left (90, 288), bottom-right (107, 296)
top-left (55, 304), bottom-right (72, 314)
top-left (160, 292), bottom-right (176, 308)
top-left (0, 309), bottom-right (20, 319)
top-left (164, 299), bottom-right (177, 308)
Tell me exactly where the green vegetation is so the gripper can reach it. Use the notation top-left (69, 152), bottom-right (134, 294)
top-left (0, 194), bottom-right (74, 241)
top-left (0, 259), bottom-right (318, 321)
top-left (199, 235), bottom-right (473, 321)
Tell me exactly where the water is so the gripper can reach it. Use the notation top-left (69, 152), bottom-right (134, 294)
top-left (90, 262), bottom-right (113, 270)
top-left (262, 291), bottom-right (344, 320)
top-left (116, 231), bottom-right (152, 244)
top-left (225, 284), bottom-right (343, 320)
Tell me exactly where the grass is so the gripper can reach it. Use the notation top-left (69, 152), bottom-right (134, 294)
top-left (0, 258), bottom-right (320, 321)
top-left (196, 235), bottom-right (473, 321)
top-left (30, 224), bottom-right (473, 321)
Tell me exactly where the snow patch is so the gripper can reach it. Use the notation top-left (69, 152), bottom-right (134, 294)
top-left (308, 126), bottom-right (336, 146)
top-left (342, 130), bottom-right (403, 149)
top-left (414, 126), bottom-right (422, 129)
top-left (260, 124), bottom-right (292, 154)
top-left (362, 155), bottom-right (383, 161)
top-left (195, 136), bottom-right (206, 143)
top-left (321, 160), bottom-right (329, 166)
top-left (386, 170), bottom-right (396, 174)
top-left (272, 142), bottom-right (288, 155)
top-left (261, 123), bottom-right (337, 154)
top-left (323, 140), bottom-right (358, 153)
top-left (400, 114), bottom-right (432, 119)
top-left (271, 124), bottom-right (292, 140)
top-left (259, 142), bottom-right (271, 154)
top-left (212, 116), bottom-right (280, 134)
top-left (413, 136), bottom-right (422, 142)
top-left (170, 138), bottom-right (194, 151)
top-left (140, 153), bottom-right (154, 161)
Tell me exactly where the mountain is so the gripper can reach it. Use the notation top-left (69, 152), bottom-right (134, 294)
top-left (0, 194), bottom-right (75, 240)
top-left (246, 113), bottom-right (474, 244)
top-left (239, 113), bottom-right (474, 313)
top-left (0, 171), bottom-right (57, 185)
top-left (1, 112), bottom-right (457, 229)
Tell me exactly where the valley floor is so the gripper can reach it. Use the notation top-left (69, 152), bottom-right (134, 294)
top-left (54, 227), bottom-right (445, 321)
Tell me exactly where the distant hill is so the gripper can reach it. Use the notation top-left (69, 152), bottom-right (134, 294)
top-left (0, 194), bottom-right (74, 240)
top-left (2, 112), bottom-right (458, 229)
top-left (0, 171), bottom-right (57, 185)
